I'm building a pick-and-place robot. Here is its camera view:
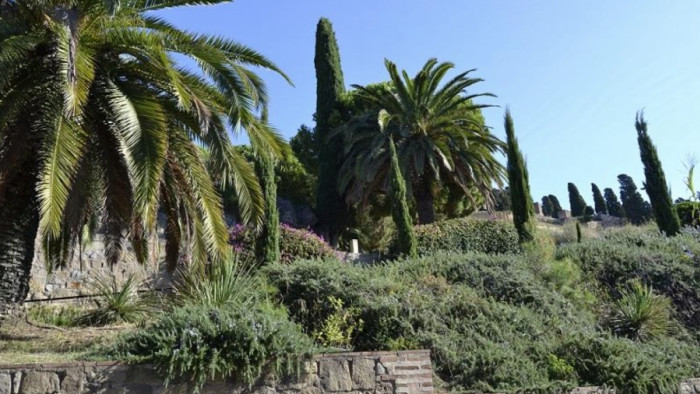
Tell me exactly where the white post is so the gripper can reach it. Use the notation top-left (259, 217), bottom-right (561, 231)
top-left (351, 239), bottom-right (359, 254)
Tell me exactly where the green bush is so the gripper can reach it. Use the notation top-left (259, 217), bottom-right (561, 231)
top-left (265, 252), bottom-right (700, 392)
top-left (676, 201), bottom-right (700, 227)
top-left (557, 227), bottom-right (700, 333)
top-left (230, 224), bottom-right (339, 264)
top-left (607, 280), bottom-right (672, 342)
top-left (77, 274), bottom-right (152, 326)
top-left (113, 304), bottom-right (313, 393)
top-left (413, 218), bottom-right (520, 255)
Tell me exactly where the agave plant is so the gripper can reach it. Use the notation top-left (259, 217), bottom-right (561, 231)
top-left (336, 58), bottom-right (505, 224)
top-left (77, 273), bottom-right (152, 326)
top-left (0, 0), bottom-right (289, 312)
top-left (608, 279), bottom-right (672, 342)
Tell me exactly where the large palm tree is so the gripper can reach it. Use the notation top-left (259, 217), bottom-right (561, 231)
top-left (0, 0), bottom-right (288, 313)
top-left (337, 58), bottom-right (505, 224)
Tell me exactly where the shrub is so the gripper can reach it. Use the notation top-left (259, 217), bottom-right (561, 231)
top-left (607, 280), bottom-right (672, 342)
top-left (557, 227), bottom-right (700, 333)
top-left (114, 304), bottom-right (313, 393)
top-left (77, 274), bottom-right (151, 326)
top-left (413, 218), bottom-right (520, 255)
top-left (312, 296), bottom-right (364, 349)
top-left (230, 224), bottom-right (339, 264)
top-left (172, 258), bottom-right (262, 309)
top-left (676, 201), bottom-right (700, 227)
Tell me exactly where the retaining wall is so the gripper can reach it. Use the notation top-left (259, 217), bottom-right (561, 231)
top-left (0, 350), bottom-right (433, 394)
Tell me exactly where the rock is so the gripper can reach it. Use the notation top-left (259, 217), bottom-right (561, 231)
top-left (60, 368), bottom-right (84, 393)
top-left (318, 359), bottom-right (352, 392)
top-left (351, 358), bottom-right (375, 390)
top-left (19, 371), bottom-right (59, 394)
top-left (0, 373), bottom-right (11, 394)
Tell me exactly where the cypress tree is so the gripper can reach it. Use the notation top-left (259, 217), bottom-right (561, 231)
top-left (549, 194), bottom-right (563, 218)
top-left (314, 18), bottom-right (346, 245)
top-left (604, 188), bottom-right (624, 218)
top-left (388, 138), bottom-right (417, 257)
top-left (591, 183), bottom-right (607, 214)
top-left (635, 112), bottom-right (681, 236)
top-left (567, 183), bottom-right (587, 217)
top-left (618, 174), bottom-right (648, 224)
top-left (504, 109), bottom-right (535, 243)
top-left (255, 110), bottom-right (280, 263)
top-left (542, 196), bottom-right (554, 217)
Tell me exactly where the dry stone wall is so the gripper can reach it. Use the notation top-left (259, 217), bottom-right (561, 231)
top-left (0, 350), bottom-right (434, 394)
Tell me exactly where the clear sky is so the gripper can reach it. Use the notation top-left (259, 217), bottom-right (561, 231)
top-left (157, 1), bottom-right (700, 208)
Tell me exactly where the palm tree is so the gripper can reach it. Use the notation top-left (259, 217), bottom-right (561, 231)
top-left (337, 58), bottom-right (505, 224)
top-left (0, 0), bottom-right (289, 312)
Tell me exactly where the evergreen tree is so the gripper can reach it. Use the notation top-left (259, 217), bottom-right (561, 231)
top-left (549, 194), bottom-right (563, 218)
top-left (591, 183), bottom-right (608, 214)
top-left (568, 182), bottom-right (587, 217)
top-left (388, 138), bottom-right (417, 257)
top-left (635, 113), bottom-right (681, 236)
top-left (504, 110), bottom-right (535, 243)
top-left (255, 110), bottom-right (280, 263)
top-left (618, 174), bottom-right (648, 224)
top-left (314, 18), bottom-right (346, 245)
top-left (542, 196), bottom-right (554, 217)
top-left (604, 188), bottom-right (624, 217)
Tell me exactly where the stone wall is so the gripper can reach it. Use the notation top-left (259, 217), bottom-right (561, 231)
top-left (0, 350), bottom-right (434, 394)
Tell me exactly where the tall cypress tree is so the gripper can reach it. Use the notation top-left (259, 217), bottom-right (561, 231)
top-left (635, 113), bottom-right (681, 236)
top-left (542, 196), bottom-right (554, 217)
top-left (314, 18), bottom-right (346, 245)
top-left (604, 188), bottom-right (624, 218)
top-left (388, 138), bottom-right (417, 257)
top-left (504, 109), bottom-right (535, 243)
top-left (255, 110), bottom-right (280, 263)
top-left (618, 174), bottom-right (648, 225)
top-left (591, 183), bottom-right (607, 214)
top-left (549, 194), bottom-right (563, 218)
top-left (567, 182), bottom-right (587, 217)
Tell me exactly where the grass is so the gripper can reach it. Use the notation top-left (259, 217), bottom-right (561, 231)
top-left (0, 315), bottom-right (129, 364)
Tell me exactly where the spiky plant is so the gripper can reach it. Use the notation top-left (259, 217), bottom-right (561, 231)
top-left (77, 274), bottom-right (151, 326)
top-left (609, 280), bottom-right (672, 342)
top-left (336, 58), bottom-right (505, 224)
top-left (0, 0), bottom-right (290, 312)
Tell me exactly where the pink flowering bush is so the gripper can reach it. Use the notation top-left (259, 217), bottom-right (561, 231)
top-left (229, 224), bottom-right (340, 264)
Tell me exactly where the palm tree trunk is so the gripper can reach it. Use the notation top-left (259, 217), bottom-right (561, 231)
top-left (0, 166), bottom-right (39, 316)
top-left (415, 185), bottom-right (436, 225)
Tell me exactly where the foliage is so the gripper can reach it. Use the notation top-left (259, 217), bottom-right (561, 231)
top-left (113, 304), bottom-right (313, 393)
top-left (255, 152), bottom-right (281, 263)
top-left (568, 183), bottom-right (588, 217)
top-left (636, 113), bottom-right (681, 236)
top-left (592, 183), bottom-right (608, 215)
top-left (230, 224), bottom-right (339, 264)
top-left (172, 257), bottom-right (262, 309)
top-left (265, 251), bottom-right (700, 393)
top-left (607, 280), bottom-right (672, 342)
top-left (290, 124), bottom-right (319, 176)
top-left (542, 195), bottom-right (554, 217)
top-left (492, 187), bottom-right (512, 211)
top-left (548, 194), bottom-right (564, 218)
top-left (314, 17), bottom-right (347, 245)
top-left (676, 201), bottom-right (700, 227)
top-left (618, 174), bottom-right (651, 224)
top-left (504, 109), bottom-right (536, 243)
top-left (275, 152), bottom-right (317, 206)
top-left (576, 222), bottom-right (582, 243)
top-left (604, 188), bottom-right (625, 218)
top-left (413, 218), bottom-right (520, 255)
top-left (388, 137), bottom-right (417, 257)
top-left (336, 58), bottom-right (504, 224)
top-left (557, 226), bottom-right (700, 333)
top-left (77, 274), bottom-right (151, 326)
top-left (312, 296), bottom-right (364, 349)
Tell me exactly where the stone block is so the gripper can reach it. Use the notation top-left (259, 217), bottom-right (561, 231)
top-left (60, 368), bottom-right (84, 393)
top-left (19, 371), bottom-right (59, 394)
top-left (351, 358), bottom-right (375, 390)
top-left (318, 359), bottom-right (352, 392)
top-left (0, 373), bottom-right (11, 394)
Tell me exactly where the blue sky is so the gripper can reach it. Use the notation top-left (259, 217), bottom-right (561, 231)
top-left (157, 1), bottom-right (700, 208)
